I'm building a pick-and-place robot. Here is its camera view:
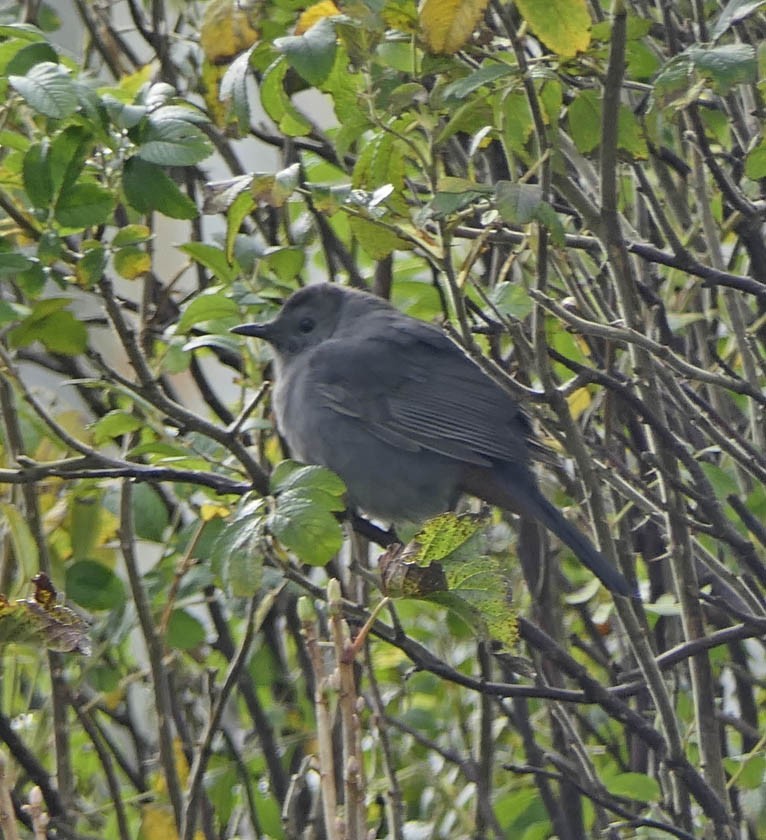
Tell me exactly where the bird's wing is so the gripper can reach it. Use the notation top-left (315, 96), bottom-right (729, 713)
top-left (309, 318), bottom-right (532, 468)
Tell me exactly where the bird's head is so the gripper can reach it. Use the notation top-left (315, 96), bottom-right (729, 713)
top-left (231, 283), bottom-right (348, 358)
top-left (232, 283), bottom-right (392, 359)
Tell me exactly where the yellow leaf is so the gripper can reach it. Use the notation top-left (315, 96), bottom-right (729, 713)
top-left (114, 63), bottom-right (156, 98)
top-left (200, 60), bottom-right (230, 128)
top-left (150, 739), bottom-right (190, 796)
top-left (515, 0), bottom-right (591, 57)
top-left (102, 687), bottom-right (124, 710)
top-left (295, 0), bottom-right (341, 36)
top-left (567, 386), bottom-right (592, 420)
top-left (200, 503), bottom-right (229, 521)
top-left (200, 0), bottom-right (259, 65)
top-left (139, 804), bottom-right (177, 840)
top-left (139, 805), bottom-right (204, 840)
top-left (114, 246), bottom-right (151, 280)
top-left (419, 0), bottom-right (490, 55)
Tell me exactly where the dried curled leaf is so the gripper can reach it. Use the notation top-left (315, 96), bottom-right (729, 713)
top-left (0, 573), bottom-right (91, 655)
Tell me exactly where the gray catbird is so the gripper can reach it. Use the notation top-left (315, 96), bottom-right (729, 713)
top-left (232, 283), bottom-right (633, 596)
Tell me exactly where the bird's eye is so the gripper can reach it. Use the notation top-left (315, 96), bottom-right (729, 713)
top-left (298, 317), bottom-right (315, 334)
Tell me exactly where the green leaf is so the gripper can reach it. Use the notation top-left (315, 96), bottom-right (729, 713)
top-left (533, 201), bottom-right (566, 246)
top-left (132, 484), bottom-right (169, 542)
top-left (9, 305), bottom-right (87, 355)
top-left (113, 224), bottom-right (152, 246)
top-left (604, 772), bottom-right (661, 802)
top-left (212, 496), bottom-right (266, 596)
top-left (700, 463), bottom-right (739, 497)
top-left (225, 190), bottom-right (255, 260)
top-left (114, 246), bottom-right (151, 280)
top-left (274, 16), bottom-right (337, 86)
top-left (655, 44), bottom-right (757, 107)
top-left (16, 263), bottom-right (46, 294)
top-left (270, 460), bottom-right (347, 498)
top-left (176, 291), bottom-right (239, 332)
top-left (745, 140), bottom-right (766, 179)
top-left (165, 610), bottom-right (206, 650)
top-left (22, 142), bottom-right (53, 209)
top-left (442, 62), bottom-right (514, 101)
top-left (687, 43), bottom-right (757, 94)
top-left (0, 300), bottom-right (25, 326)
top-left (0, 503), bottom-right (39, 579)
top-left (102, 96), bottom-right (147, 129)
top-left (489, 281), bottom-right (533, 320)
top-left (429, 177), bottom-right (492, 218)
top-left (723, 754), bottom-right (766, 790)
top-left (267, 490), bottom-right (344, 566)
top-left (567, 89), bottom-right (601, 153)
top-left (5, 40), bottom-right (58, 76)
top-left (260, 55), bottom-right (312, 137)
top-left (69, 491), bottom-right (113, 560)
top-left (435, 97), bottom-right (493, 146)
top-left (123, 157), bottom-right (198, 220)
top-left (178, 242), bottom-right (238, 284)
top-left (221, 541), bottom-right (264, 598)
top-left (381, 513), bottom-right (518, 649)
top-left (617, 105), bottom-right (648, 159)
top-left (0, 130), bottom-right (30, 153)
top-left (90, 410), bottom-right (143, 445)
top-left (514, 0), bottom-right (591, 57)
top-left (220, 47), bottom-right (255, 133)
top-left (260, 246), bottom-right (305, 282)
top-left (9, 61), bottom-right (78, 118)
top-left (49, 125), bottom-right (93, 197)
top-left (55, 182), bottom-right (115, 228)
top-left (261, 248), bottom-right (306, 284)
top-left (415, 514), bottom-right (484, 565)
top-left (137, 116), bottom-right (213, 166)
top-left (37, 230), bottom-right (61, 265)
top-left (501, 91), bottom-right (534, 156)
top-left (66, 559), bottom-right (126, 611)
top-left (0, 252), bottom-right (36, 275)
top-left (75, 245), bottom-right (107, 287)
top-left (267, 461), bottom-right (346, 564)
top-left (203, 174), bottom-right (254, 215)
top-left (494, 181), bottom-right (543, 224)
top-left (712, 0), bottom-right (766, 40)
top-left (0, 23), bottom-right (48, 42)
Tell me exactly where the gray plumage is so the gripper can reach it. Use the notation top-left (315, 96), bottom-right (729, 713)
top-left (233, 283), bottom-right (633, 597)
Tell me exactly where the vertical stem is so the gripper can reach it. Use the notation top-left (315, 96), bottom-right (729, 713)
top-left (0, 366), bottom-right (73, 824)
top-left (599, 1), bottom-right (731, 830)
top-left (0, 752), bottom-right (19, 840)
top-left (329, 579), bottom-right (364, 839)
top-left (119, 480), bottom-right (184, 827)
top-left (300, 597), bottom-right (341, 840)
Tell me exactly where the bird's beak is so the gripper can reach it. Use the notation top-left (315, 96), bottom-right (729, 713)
top-left (230, 322), bottom-right (276, 341)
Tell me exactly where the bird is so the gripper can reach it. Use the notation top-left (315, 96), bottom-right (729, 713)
top-left (232, 283), bottom-right (634, 597)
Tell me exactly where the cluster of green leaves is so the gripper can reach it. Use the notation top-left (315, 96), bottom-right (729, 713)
top-left (1, 25), bottom-right (208, 337)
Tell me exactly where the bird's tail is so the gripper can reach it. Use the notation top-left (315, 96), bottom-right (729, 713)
top-left (461, 464), bottom-right (636, 597)
top-left (520, 485), bottom-right (636, 597)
